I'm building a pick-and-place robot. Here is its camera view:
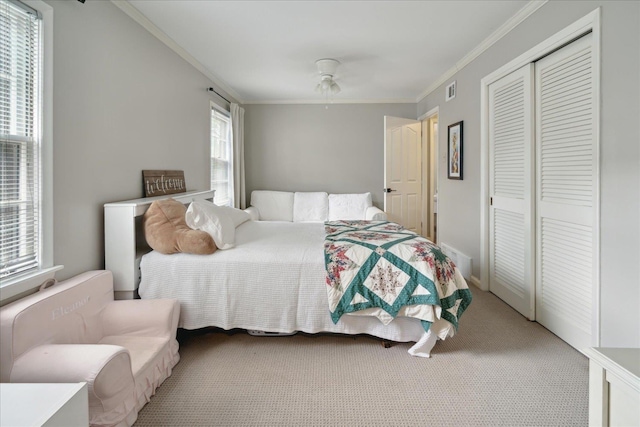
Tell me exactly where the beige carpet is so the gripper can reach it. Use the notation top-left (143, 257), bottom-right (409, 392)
top-left (135, 288), bottom-right (588, 426)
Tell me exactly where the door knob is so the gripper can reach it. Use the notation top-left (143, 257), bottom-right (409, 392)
top-left (383, 188), bottom-right (397, 193)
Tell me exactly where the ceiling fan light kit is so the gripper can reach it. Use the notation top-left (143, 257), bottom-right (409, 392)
top-left (315, 58), bottom-right (341, 97)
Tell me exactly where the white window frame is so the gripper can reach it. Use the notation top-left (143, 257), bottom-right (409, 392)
top-left (0, 0), bottom-right (59, 303)
top-left (210, 102), bottom-right (233, 207)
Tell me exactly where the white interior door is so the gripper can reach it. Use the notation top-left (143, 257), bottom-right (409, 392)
top-left (488, 64), bottom-right (536, 320)
top-left (535, 33), bottom-right (596, 349)
top-left (384, 116), bottom-right (422, 233)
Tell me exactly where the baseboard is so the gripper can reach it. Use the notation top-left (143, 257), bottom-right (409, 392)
top-left (469, 275), bottom-right (483, 290)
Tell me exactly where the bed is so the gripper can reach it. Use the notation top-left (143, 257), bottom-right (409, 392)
top-left (137, 207), bottom-right (472, 357)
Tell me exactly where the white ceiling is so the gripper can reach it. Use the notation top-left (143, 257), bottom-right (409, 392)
top-left (127, 0), bottom-right (532, 104)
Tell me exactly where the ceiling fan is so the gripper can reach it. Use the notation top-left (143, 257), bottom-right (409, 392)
top-left (315, 58), bottom-right (341, 96)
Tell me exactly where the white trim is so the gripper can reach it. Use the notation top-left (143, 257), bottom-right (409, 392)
top-left (479, 8), bottom-right (601, 344)
top-left (416, 0), bottom-right (547, 103)
top-left (479, 70), bottom-right (490, 292)
top-left (23, 0), bottom-right (53, 269)
top-left (481, 11), bottom-right (598, 86)
top-left (0, 265), bottom-right (63, 302)
top-left (591, 10), bottom-right (601, 348)
top-left (211, 100), bottom-right (230, 116)
top-left (109, 0), bottom-right (548, 106)
top-left (469, 275), bottom-right (482, 289)
top-left (1, 0), bottom-right (59, 301)
top-left (418, 106), bottom-right (439, 122)
top-left (110, 0), bottom-right (243, 104)
top-left (244, 98), bottom-right (416, 105)
top-left (419, 107), bottom-right (439, 244)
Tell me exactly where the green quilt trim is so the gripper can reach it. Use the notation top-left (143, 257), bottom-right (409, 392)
top-left (325, 221), bottom-right (473, 333)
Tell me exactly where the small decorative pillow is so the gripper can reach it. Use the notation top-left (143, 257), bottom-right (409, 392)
top-left (218, 205), bottom-right (251, 227)
top-left (185, 200), bottom-right (236, 250)
top-left (143, 199), bottom-right (216, 255)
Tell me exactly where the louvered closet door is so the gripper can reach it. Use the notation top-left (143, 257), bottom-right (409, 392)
top-left (535, 33), bottom-right (596, 349)
top-left (488, 64), bottom-right (535, 320)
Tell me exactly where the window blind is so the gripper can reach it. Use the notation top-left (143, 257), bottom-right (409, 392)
top-left (0, 0), bottom-right (42, 280)
top-left (210, 108), bottom-right (233, 206)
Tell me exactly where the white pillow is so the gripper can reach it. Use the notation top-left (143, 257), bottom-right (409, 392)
top-left (328, 193), bottom-right (373, 221)
top-left (250, 190), bottom-right (294, 221)
top-left (218, 205), bottom-right (251, 227)
top-left (293, 192), bottom-right (328, 222)
top-left (185, 200), bottom-right (235, 250)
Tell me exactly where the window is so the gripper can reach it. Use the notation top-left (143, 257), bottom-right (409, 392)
top-left (0, 0), bottom-right (43, 281)
top-left (210, 107), bottom-right (233, 206)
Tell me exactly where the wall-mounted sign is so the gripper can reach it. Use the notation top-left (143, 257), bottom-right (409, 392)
top-left (142, 170), bottom-right (186, 197)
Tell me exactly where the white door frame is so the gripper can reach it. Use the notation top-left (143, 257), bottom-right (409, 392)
top-left (418, 106), bottom-right (439, 242)
top-left (479, 9), bottom-right (601, 344)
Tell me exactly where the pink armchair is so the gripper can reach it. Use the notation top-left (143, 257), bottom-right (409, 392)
top-left (0, 270), bottom-right (180, 427)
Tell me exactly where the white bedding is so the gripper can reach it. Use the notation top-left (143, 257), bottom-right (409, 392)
top-left (139, 221), bottom-right (455, 356)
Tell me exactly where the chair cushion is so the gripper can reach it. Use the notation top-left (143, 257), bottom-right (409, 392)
top-left (100, 336), bottom-right (168, 378)
top-left (328, 193), bottom-right (373, 220)
top-left (250, 190), bottom-right (294, 221)
top-left (293, 192), bottom-right (328, 222)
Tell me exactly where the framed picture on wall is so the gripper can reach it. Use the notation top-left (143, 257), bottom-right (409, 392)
top-left (447, 121), bottom-right (463, 180)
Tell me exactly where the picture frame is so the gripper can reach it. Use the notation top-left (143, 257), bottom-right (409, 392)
top-left (447, 121), bottom-right (463, 180)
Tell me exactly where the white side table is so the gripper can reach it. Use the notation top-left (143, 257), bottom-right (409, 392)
top-left (585, 347), bottom-right (640, 427)
top-left (0, 383), bottom-right (89, 426)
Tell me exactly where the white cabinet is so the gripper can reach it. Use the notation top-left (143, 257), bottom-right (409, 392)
top-left (585, 347), bottom-right (640, 427)
top-left (104, 190), bottom-right (214, 299)
top-left (0, 383), bottom-right (89, 426)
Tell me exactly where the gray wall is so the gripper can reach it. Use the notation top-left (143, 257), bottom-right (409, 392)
top-left (244, 103), bottom-right (416, 208)
top-left (418, 1), bottom-right (640, 347)
top-left (48, 0), bottom-right (236, 279)
top-left (45, 0), bottom-right (638, 347)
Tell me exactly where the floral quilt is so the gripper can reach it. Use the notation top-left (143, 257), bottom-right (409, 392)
top-left (324, 220), bottom-right (472, 332)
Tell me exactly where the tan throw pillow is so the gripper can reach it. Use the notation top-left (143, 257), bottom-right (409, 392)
top-left (143, 198), bottom-right (216, 255)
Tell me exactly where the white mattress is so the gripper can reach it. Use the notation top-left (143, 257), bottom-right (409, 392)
top-left (139, 221), bottom-right (453, 356)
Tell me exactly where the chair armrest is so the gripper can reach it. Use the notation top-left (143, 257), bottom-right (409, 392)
top-left (101, 299), bottom-right (180, 339)
top-left (366, 206), bottom-right (387, 221)
top-left (245, 206), bottom-right (260, 220)
top-left (10, 344), bottom-right (134, 402)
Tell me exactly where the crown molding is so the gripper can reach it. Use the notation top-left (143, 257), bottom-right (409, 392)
top-left (415, 0), bottom-right (547, 103)
top-left (111, 0), bottom-right (547, 106)
top-left (244, 98), bottom-right (416, 105)
top-left (110, 0), bottom-right (244, 104)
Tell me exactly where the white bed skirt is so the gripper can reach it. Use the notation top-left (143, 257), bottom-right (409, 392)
top-left (139, 221), bottom-right (455, 357)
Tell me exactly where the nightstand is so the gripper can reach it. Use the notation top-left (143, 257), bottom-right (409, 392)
top-left (585, 347), bottom-right (640, 426)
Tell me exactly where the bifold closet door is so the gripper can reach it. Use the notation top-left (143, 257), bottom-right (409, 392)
top-left (535, 33), bottom-right (596, 349)
top-left (488, 64), bottom-right (535, 320)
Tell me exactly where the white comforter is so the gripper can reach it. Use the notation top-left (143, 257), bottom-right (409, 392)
top-left (139, 221), bottom-right (455, 356)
